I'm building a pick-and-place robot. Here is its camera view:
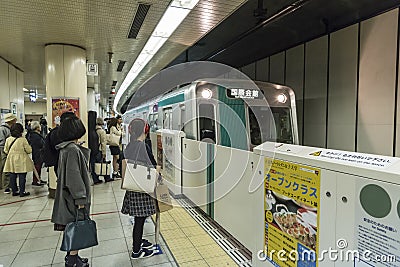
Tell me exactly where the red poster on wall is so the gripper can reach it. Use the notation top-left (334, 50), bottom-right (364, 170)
top-left (51, 97), bottom-right (80, 128)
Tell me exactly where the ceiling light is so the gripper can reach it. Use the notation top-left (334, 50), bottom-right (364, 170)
top-left (23, 88), bottom-right (29, 92)
top-left (113, 0), bottom-right (200, 113)
top-left (171, 0), bottom-right (199, 9)
top-left (142, 36), bottom-right (168, 55)
top-left (152, 8), bottom-right (191, 38)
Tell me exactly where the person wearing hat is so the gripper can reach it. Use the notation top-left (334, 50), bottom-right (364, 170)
top-left (0, 113), bottom-right (17, 193)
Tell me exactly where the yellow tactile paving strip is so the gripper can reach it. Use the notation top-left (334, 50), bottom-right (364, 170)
top-left (156, 200), bottom-right (238, 267)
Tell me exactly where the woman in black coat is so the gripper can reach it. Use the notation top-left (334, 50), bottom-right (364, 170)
top-left (51, 116), bottom-right (91, 267)
top-left (121, 118), bottom-right (160, 259)
top-left (29, 121), bottom-right (46, 186)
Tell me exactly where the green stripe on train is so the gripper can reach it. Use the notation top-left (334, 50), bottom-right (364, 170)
top-left (158, 93), bottom-right (185, 107)
top-left (218, 86), bottom-right (247, 150)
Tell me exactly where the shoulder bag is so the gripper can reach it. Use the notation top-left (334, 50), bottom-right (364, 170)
top-left (60, 209), bottom-right (98, 251)
top-left (107, 127), bottom-right (120, 146)
top-left (155, 176), bottom-right (173, 213)
top-left (95, 160), bottom-right (111, 176)
top-left (121, 142), bottom-right (157, 195)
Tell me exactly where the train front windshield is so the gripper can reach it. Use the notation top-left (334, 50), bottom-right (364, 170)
top-left (249, 106), bottom-right (293, 145)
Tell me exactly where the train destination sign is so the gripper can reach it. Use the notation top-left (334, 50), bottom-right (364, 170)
top-left (227, 88), bottom-right (262, 99)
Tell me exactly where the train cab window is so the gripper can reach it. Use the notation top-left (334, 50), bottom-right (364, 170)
top-left (248, 106), bottom-right (293, 145)
top-left (198, 103), bottom-right (216, 143)
top-left (271, 107), bottom-right (293, 143)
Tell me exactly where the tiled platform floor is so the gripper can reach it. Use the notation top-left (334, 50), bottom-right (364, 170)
top-left (0, 169), bottom-right (239, 267)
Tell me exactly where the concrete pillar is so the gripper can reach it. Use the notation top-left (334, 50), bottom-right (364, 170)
top-left (87, 87), bottom-right (96, 112)
top-left (45, 44), bottom-right (87, 136)
top-left (45, 44), bottom-right (87, 198)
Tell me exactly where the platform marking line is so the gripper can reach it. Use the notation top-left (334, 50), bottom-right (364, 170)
top-left (0, 210), bottom-right (120, 227)
top-left (0, 194), bottom-right (48, 206)
top-left (175, 198), bottom-right (253, 266)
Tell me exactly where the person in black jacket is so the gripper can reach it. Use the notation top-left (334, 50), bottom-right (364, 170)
top-left (121, 118), bottom-right (161, 259)
top-left (29, 121), bottom-right (46, 186)
top-left (40, 117), bottom-right (48, 138)
top-left (42, 112), bottom-right (76, 173)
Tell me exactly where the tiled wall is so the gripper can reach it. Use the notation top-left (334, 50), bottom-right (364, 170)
top-left (240, 8), bottom-right (400, 157)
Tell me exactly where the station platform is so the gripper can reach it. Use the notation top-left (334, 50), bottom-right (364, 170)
top-left (0, 170), bottom-right (244, 267)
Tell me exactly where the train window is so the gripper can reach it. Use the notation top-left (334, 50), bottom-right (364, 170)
top-left (163, 108), bottom-right (172, 129)
top-left (149, 114), bottom-right (159, 132)
top-left (271, 107), bottom-right (293, 143)
top-left (198, 103), bottom-right (216, 143)
top-left (248, 106), bottom-right (293, 145)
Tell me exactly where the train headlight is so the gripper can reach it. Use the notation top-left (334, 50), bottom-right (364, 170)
top-left (201, 89), bottom-right (212, 99)
top-left (277, 93), bottom-right (287, 103)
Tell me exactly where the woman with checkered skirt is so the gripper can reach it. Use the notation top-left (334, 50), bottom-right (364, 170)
top-left (121, 118), bottom-right (161, 259)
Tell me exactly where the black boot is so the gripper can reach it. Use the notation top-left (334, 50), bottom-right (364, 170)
top-left (65, 254), bottom-right (89, 267)
top-left (65, 252), bottom-right (89, 263)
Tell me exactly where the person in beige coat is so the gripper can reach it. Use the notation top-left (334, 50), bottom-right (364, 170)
top-left (3, 123), bottom-right (33, 197)
top-left (108, 117), bottom-right (123, 178)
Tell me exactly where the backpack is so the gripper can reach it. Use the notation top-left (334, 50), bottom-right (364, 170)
top-left (42, 128), bottom-right (59, 167)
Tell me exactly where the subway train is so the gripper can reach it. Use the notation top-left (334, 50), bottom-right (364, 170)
top-left (123, 79), bottom-right (299, 149)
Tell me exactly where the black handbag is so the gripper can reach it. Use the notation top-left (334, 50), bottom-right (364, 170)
top-left (60, 209), bottom-right (98, 251)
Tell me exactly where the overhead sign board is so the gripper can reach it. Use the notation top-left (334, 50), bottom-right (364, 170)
top-left (227, 88), bottom-right (262, 99)
top-left (87, 63), bottom-right (98, 76)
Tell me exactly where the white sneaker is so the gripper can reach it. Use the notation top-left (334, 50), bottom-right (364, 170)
top-left (131, 248), bottom-right (154, 259)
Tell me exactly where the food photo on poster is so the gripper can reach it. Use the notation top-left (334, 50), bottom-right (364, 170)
top-left (267, 190), bottom-right (318, 251)
top-left (51, 97), bottom-right (80, 128)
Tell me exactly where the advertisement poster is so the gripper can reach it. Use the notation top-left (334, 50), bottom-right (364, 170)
top-left (51, 98), bottom-right (80, 128)
top-left (264, 158), bottom-right (320, 267)
top-left (355, 179), bottom-right (400, 266)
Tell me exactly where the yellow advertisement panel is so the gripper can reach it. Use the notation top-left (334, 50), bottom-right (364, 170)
top-left (264, 158), bottom-right (320, 267)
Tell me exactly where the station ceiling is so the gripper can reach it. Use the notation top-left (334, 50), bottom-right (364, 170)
top-left (170, 0), bottom-right (400, 69)
top-left (2, 0), bottom-right (399, 113)
top-left (120, 0), bottom-right (400, 112)
top-left (0, 0), bottom-right (246, 110)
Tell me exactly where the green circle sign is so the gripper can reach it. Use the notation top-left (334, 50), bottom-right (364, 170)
top-left (360, 184), bottom-right (391, 218)
top-left (397, 200), bottom-right (400, 219)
